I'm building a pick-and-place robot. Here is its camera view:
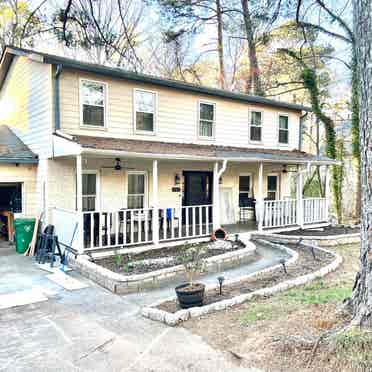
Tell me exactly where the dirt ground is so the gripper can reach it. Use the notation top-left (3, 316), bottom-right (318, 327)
top-left (182, 243), bottom-right (364, 372)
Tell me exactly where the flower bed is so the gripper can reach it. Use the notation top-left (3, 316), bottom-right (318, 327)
top-left (142, 239), bottom-right (342, 326)
top-left (69, 237), bottom-right (258, 294)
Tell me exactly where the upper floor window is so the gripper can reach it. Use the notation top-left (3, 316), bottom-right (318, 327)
top-left (250, 111), bottom-right (262, 142)
top-left (278, 115), bottom-right (289, 144)
top-left (199, 102), bottom-right (215, 138)
top-left (134, 90), bottom-right (156, 133)
top-left (80, 80), bottom-right (106, 127)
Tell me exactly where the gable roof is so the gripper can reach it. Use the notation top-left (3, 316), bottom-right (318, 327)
top-left (0, 46), bottom-right (310, 113)
top-left (72, 134), bottom-right (336, 165)
top-left (0, 125), bottom-right (38, 164)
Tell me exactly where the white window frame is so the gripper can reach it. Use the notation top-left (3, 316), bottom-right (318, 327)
top-left (133, 88), bottom-right (157, 135)
top-left (198, 100), bottom-right (216, 140)
top-left (79, 78), bottom-right (108, 129)
top-left (127, 171), bottom-right (148, 209)
top-left (278, 113), bottom-right (289, 145)
top-left (267, 173), bottom-right (280, 200)
top-left (239, 173), bottom-right (253, 207)
top-left (82, 170), bottom-right (100, 211)
top-left (249, 109), bottom-right (263, 144)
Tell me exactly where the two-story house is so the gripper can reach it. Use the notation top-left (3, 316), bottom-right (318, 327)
top-left (0, 46), bottom-right (336, 253)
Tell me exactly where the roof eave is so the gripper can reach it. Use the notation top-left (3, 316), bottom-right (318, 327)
top-left (0, 157), bottom-right (38, 164)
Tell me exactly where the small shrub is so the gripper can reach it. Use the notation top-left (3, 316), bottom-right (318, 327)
top-left (114, 253), bottom-right (123, 268)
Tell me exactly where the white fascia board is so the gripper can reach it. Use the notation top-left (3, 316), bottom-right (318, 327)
top-left (53, 134), bottom-right (82, 157)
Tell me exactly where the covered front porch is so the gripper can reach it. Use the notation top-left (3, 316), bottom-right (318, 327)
top-left (50, 134), bottom-right (334, 253)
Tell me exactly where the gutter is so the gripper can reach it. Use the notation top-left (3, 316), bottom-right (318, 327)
top-left (54, 64), bottom-right (63, 131)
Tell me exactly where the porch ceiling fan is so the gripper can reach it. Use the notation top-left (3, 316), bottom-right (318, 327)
top-left (102, 158), bottom-right (135, 171)
top-left (273, 164), bottom-right (298, 174)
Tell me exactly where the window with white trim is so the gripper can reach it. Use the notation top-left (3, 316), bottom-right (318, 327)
top-left (127, 172), bottom-right (146, 209)
top-left (199, 102), bottom-right (215, 138)
top-left (134, 90), bottom-right (156, 132)
top-left (250, 111), bottom-right (262, 142)
top-left (278, 115), bottom-right (289, 144)
top-left (81, 80), bottom-right (106, 127)
top-left (239, 175), bottom-right (252, 207)
top-left (82, 173), bottom-right (98, 211)
top-left (267, 175), bottom-right (278, 200)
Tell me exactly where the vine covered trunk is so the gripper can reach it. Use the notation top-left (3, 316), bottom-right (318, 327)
top-left (351, 0), bottom-right (372, 327)
top-left (216, 0), bottom-right (225, 89)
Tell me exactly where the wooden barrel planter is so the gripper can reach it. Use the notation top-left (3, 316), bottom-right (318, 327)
top-left (211, 228), bottom-right (228, 241)
top-left (175, 283), bottom-right (205, 308)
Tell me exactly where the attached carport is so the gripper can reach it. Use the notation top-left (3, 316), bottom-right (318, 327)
top-left (0, 125), bottom-right (38, 241)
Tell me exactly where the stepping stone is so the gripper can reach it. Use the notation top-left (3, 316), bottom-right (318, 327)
top-left (0, 288), bottom-right (48, 309)
top-left (46, 272), bottom-right (88, 291)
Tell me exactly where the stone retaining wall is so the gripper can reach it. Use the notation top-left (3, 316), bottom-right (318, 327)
top-left (68, 237), bottom-right (256, 294)
top-left (142, 239), bottom-right (342, 326)
top-left (252, 232), bottom-right (360, 247)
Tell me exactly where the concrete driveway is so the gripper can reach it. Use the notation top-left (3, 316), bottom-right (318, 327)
top-left (0, 242), bottom-right (260, 372)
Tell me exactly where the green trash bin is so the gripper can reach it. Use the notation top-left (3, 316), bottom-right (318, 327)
top-left (13, 218), bottom-right (36, 254)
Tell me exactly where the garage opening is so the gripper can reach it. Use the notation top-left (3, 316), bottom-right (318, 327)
top-left (0, 183), bottom-right (22, 241)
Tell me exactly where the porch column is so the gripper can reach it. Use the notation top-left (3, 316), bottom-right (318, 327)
top-left (213, 162), bottom-right (220, 230)
top-left (152, 159), bottom-right (159, 245)
top-left (257, 162), bottom-right (264, 231)
top-left (296, 169), bottom-right (304, 228)
top-left (76, 154), bottom-right (84, 254)
top-left (325, 165), bottom-right (330, 221)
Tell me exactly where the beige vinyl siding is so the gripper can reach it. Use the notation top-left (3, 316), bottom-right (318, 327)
top-left (0, 56), bottom-right (53, 158)
top-left (59, 69), bottom-right (301, 150)
top-left (0, 164), bottom-right (38, 217)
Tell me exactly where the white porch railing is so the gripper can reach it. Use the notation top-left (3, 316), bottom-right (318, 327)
top-left (51, 205), bottom-right (214, 251)
top-left (158, 205), bottom-right (213, 242)
top-left (303, 197), bottom-right (328, 224)
top-left (263, 199), bottom-right (297, 228)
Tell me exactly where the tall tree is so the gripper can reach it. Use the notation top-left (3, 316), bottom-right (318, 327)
top-left (53, 0), bottom-right (144, 70)
top-left (350, 0), bottom-right (372, 327)
top-left (0, 0), bottom-right (47, 53)
top-left (154, 0), bottom-right (227, 88)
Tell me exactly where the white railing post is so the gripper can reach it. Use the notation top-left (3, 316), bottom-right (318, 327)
top-left (76, 154), bottom-right (84, 253)
top-left (152, 160), bottom-right (159, 245)
top-left (213, 162), bottom-right (220, 230)
top-left (296, 171), bottom-right (304, 228)
top-left (257, 162), bottom-right (264, 230)
top-left (325, 165), bottom-right (330, 222)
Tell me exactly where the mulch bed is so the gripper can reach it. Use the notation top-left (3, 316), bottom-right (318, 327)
top-left (156, 244), bottom-right (334, 313)
top-left (278, 225), bottom-right (359, 237)
top-left (95, 240), bottom-right (245, 275)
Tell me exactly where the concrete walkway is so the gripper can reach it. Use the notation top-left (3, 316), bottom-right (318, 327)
top-left (0, 239), bottom-right (281, 372)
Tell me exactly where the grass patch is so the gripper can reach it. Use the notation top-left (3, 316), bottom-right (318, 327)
top-left (280, 279), bottom-right (352, 305)
top-left (335, 329), bottom-right (372, 369)
top-left (241, 303), bottom-right (279, 324)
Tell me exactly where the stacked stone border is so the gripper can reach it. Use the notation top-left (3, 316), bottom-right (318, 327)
top-left (141, 238), bottom-right (342, 326)
top-left (254, 231), bottom-right (360, 247)
top-left (68, 236), bottom-right (256, 294)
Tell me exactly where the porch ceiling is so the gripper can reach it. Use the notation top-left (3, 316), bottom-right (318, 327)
top-left (59, 134), bottom-right (337, 165)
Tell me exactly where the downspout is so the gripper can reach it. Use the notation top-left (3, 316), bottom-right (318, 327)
top-left (299, 111), bottom-right (308, 151)
top-left (217, 159), bottom-right (228, 179)
top-left (213, 159), bottom-right (228, 230)
top-left (54, 64), bottom-right (63, 131)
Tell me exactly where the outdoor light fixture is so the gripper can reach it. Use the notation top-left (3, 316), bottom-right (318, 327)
top-left (217, 276), bottom-right (225, 295)
top-left (279, 258), bottom-right (287, 274)
top-left (235, 233), bottom-right (239, 242)
top-left (310, 245), bottom-right (317, 260)
top-left (174, 173), bottom-right (180, 185)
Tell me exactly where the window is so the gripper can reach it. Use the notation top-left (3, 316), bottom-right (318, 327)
top-left (239, 175), bottom-right (252, 207)
top-left (127, 172), bottom-right (146, 209)
top-left (81, 80), bottom-right (106, 127)
top-left (134, 90), bottom-right (156, 133)
top-left (199, 102), bottom-right (215, 138)
top-left (267, 175), bottom-right (278, 200)
top-left (82, 173), bottom-right (98, 211)
top-left (278, 115), bottom-right (289, 144)
top-left (250, 111), bottom-right (262, 142)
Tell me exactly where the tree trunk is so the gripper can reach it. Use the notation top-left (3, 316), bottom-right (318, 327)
top-left (240, 0), bottom-right (263, 96)
top-left (216, 0), bottom-right (225, 89)
top-left (350, 0), bottom-right (372, 327)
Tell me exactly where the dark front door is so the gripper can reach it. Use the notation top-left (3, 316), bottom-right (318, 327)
top-left (183, 171), bottom-right (213, 206)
